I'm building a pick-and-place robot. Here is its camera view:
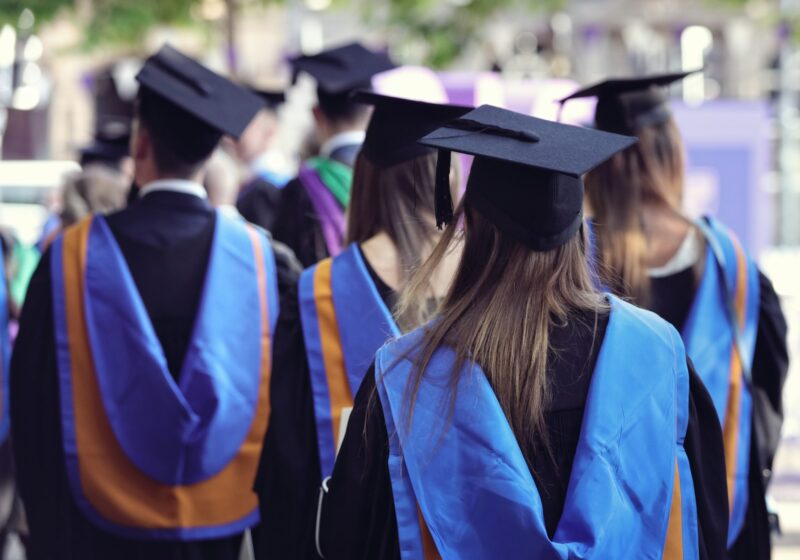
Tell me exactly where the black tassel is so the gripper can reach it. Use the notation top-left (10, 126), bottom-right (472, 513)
top-left (434, 149), bottom-right (453, 229)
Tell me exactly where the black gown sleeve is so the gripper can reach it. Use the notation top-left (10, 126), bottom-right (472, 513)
top-left (270, 178), bottom-right (328, 268)
top-left (9, 249), bottom-right (61, 560)
top-left (237, 178), bottom-right (284, 234)
top-left (750, 271), bottom-right (789, 480)
top-left (684, 361), bottom-right (729, 560)
top-left (729, 270), bottom-right (788, 560)
top-left (252, 271), bottom-right (321, 560)
top-left (318, 364), bottom-right (399, 560)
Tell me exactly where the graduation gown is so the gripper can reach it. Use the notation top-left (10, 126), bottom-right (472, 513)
top-left (252, 247), bottom-right (395, 560)
top-left (236, 176), bottom-right (284, 234)
top-left (10, 190), bottom-right (301, 560)
top-left (650, 260), bottom-right (788, 560)
top-left (318, 308), bottom-right (730, 560)
top-left (270, 141), bottom-right (361, 268)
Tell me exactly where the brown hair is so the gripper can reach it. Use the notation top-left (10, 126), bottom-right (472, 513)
top-left (394, 200), bottom-right (606, 466)
top-left (584, 118), bottom-right (686, 305)
top-left (346, 151), bottom-right (440, 287)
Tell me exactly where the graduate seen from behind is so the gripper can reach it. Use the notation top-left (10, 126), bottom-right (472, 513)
top-left (233, 89), bottom-right (293, 232)
top-left (563, 72), bottom-right (789, 559)
top-left (253, 92), bottom-right (468, 559)
top-left (270, 42), bottom-right (395, 267)
top-left (10, 44), bottom-right (300, 560)
top-left (318, 105), bottom-right (730, 559)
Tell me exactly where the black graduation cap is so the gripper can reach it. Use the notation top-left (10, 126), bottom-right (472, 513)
top-left (79, 119), bottom-right (131, 167)
top-left (558, 70), bottom-right (700, 135)
top-left (251, 88), bottom-right (286, 111)
top-left (353, 91), bottom-right (472, 168)
top-left (135, 44), bottom-right (264, 163)
top-left (418, 105), bottom-right (637, 251)
top-left (289, 42), bottom-right (395, 95)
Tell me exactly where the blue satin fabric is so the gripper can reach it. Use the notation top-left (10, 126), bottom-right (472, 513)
top-left (299, 243), bottom-right (400, 478)
top-left (376, 296), bottom-right (697, 559)
top-left (82, 213), bottom-right (277, 485)
top-left (683, 217), bottom-right (759, 544)
top-left (0, 241), bottom-right (9, 444)
top-left (331, 245), bottom-right (401, 396)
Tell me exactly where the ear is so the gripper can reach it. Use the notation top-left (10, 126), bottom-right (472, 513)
top-left (132, 119), bottom-right (149, 161)
top-left (312, 105), bottom-right (325, 127)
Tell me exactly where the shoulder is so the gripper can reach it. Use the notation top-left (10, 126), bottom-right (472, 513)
top-left (609, 296), bottom-right (686, 357)
top-left (374, 326), bottom-right (430, 373)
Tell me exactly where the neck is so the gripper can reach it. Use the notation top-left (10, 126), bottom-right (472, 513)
top-left (640, 203), bottom-right (695, 268)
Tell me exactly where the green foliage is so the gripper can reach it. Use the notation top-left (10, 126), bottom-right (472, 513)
top-left (85, 0), bottom-right (198, 48)
top-left (0, 1), bottom-right (67, 27)
top-left (381, 0), bottom-right (566, 68)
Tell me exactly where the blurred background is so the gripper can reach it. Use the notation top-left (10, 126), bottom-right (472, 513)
top-left (0, 0), bottom-right (799, 557)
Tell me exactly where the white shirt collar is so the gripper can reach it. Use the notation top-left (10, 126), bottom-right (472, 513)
top-left (139, 179), bottom-right (207, 200)
top-left (319, 130), bottom-right (365, 159)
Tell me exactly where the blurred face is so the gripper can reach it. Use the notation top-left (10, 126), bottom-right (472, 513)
top-left (235, 109), bottom-right (277, 163)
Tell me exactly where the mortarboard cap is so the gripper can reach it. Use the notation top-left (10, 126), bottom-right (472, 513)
top-left (289, 42), bottom-right (396, 95)
top-left (353, 91), bottom-right (472, 168)
top-left (135, 44), bottom-right (264, 164)
top-left (558, 70), bottom-right (700, 135)
top-left (419, 104), bottom-right (637, 251)
top-left (251, 88), bottom-right (286, 110)
top-left (79, 118), bottom-right (131, 167)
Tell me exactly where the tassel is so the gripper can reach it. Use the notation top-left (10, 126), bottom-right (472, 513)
top-left (434, 149), bottom-right (453, 229)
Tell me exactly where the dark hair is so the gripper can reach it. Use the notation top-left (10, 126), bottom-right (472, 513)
top-left (136, 89), bottom-right (222, 177)
top-left (317, 87), bottom-right (370, 123)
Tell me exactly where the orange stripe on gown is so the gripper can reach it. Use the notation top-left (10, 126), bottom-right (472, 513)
top-left (662, 462), bottom-right (684, 559)
top-left (721, 235), bottom-right (748, 515)
top-left (63, 218), bottom-right (272, 529)
top-left (312, 259), bottom-right (353, 448)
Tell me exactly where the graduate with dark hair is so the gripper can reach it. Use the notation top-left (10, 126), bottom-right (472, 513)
top-left (253, 92), bottom-right (467, 560)
top-left (563, 72), bottom-right (789, 559)
top-left (318, 105), bottom-right (729, 559)
top-left (269, 42), bottom-right (395, 267)
top-left (10, 44), bottom-right (300, 560)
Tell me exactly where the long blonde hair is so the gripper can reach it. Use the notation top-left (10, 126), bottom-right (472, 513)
top-left (584, 118), bottom-right (686, 305)
top-left (394, 201), bottom-right (607, 465)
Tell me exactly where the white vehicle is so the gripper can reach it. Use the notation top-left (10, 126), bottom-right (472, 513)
top-left (0, 160), bottom-right (79, 245)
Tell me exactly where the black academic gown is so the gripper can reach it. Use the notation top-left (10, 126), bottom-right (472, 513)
top-left (650, 267), bottom-right (789, 560)
top-left (252, 252), bottom-right (394, 560)
top-left (10, 190), bottom-right (301, 560)
top-left (317, 310), bottom-right (730, 560)
top-left (236, 176), bottom-right (283, 234)
top-left (270, 141), bottom-right (361, 268)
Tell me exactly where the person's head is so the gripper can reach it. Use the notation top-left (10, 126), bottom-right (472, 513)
top-left (312, 88), bottom-right (372, 143)
top-left (568, 72), bottom-right (694, 303)
top-left (289, 42), bottom-right (395, 143)
top-left (231, 89), bottom-right (285, 164)
top-left (203, 149), bottom-right (240, 208)
top-left (132, 88), bottom-right (222, 185)
top-left (132, 44), bottom-right (264, 187)
top-left (346, 92), bottom-right (470, 291)
top-left (394, 105), bottom-right (633, 464)
top-left (60, 166), bottom-right (129, 227)
top-left (584, 117), bottom-right (686, 302)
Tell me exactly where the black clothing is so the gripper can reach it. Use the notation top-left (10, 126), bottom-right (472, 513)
top-left (236, 177), bottom-right (284, 234)
top-left (10, 191), bottom-right (301, 560)
top-left (319, 314), bottom-right (730, 560)
top-left (270, 143), bottom-right (360, 268)
top-left (649, 267), bottom-right (789, 559)
top-left (252, 244), bottom-right (392, 560)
